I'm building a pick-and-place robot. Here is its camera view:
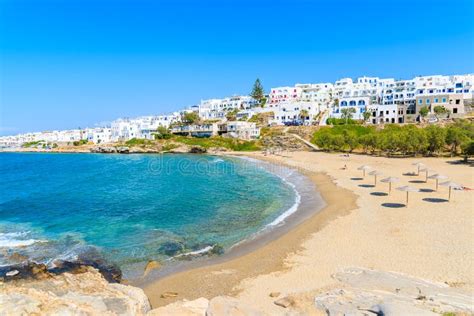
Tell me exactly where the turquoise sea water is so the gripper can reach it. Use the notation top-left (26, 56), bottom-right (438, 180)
top-left (0, 153), bottom-right (298, 277)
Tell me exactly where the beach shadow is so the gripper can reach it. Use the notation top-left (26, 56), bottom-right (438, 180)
top-left (409, 180), bottom-right (425, 184)
top-left (359, 184), bottom-right (375, 188)
top-left (402, 172), bottom-right (417, 177)
top-left (420, 188), bottom-right (435, 193)
top-left (423, 198), bottom-right (448, 203)
top-left (445, 159), bottom-right (474, 167)
top-left (381, 203), bottom-right (405, 208)
top-left (371, 192), bottom-right (388, 196)
top-left (351, 177), bottom-right (363, 181)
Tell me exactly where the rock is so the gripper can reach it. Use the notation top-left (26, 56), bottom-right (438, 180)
top-left (313, 268), bottom-right (474, 315)
top-left (158, 241), bottom-right (184, 257)
top-left (274, 297), bottom-right (294, 308)
top-left (147, 297), bottom-right (209, 316)
top-left (116, 146), bottom-right (130, 154)
top-left (0, 267), bottom-right (151, 315)
top-left (189, 146), bottom-right (207, 154)
top-left (8, 252), bottom-right (28, 263)
top-left (209, 244), bottom-right (224, 255)
top-left (5, 270), bottom-right (19, 277)
top-left (160, 291), bottom-right (179, 299)
top-left (143, 260), bottom-right (161, 277)
top-left (206, 296), bottom-right (263, 316)
top-left (269, 292), bottom-right (280, 298)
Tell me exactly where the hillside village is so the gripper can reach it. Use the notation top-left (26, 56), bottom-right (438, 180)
top-left (1, 73), bottom-right (473, 149)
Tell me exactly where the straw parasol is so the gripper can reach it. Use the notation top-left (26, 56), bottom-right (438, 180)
top-left (412, 162), bottom-right (426, 176)
top-left (439, 181), bottom-right (462, 201)
top-left (368, 170), bottom-right (383, 186)
top-left (380, 176), bottom-right (400, 194)
top-left (357, 165), bottom-right (372, 178)
top-left (396, 185), bottom-right (420, 206)
top-left (428, 174), bottom-right (448, 191)
top-left (419, 167), bottom-right (433, 183)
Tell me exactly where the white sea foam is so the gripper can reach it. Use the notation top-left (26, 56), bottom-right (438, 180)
top-left (0, 231), bottom-right (46, 248)
top-left (235, 156), bottom-right (303, 228)
top-left (169, 245), bottom-right (214, 260)
top-left (266, 176), bottom-right (301, 227)
top-left (210, 158), bottom-right (224, 163)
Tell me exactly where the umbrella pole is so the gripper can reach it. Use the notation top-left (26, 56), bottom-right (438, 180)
top-left (374, 175), bottom-right (377, 186)
top-left (449, 187), bottom-right (451, 201)
top-left (417, 166), bottom-right (420, 176)
top-left (425, 170), bottom-right (428, 183)
top-left (389, 182), bottom-right (391, 194)
top-left (363, 170), bottom-right (365, 178)
top-left (436, 179), bottom-right (439, 191)
top-left (406, 191), bottom-right (409, 206)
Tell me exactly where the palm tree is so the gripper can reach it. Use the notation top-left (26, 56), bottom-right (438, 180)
top-left (341, 108), bottom-right (356, 124)
top-left (299, 109), bottom-right (309, 124)
top-left (362, 109), bottom-right (371, 124)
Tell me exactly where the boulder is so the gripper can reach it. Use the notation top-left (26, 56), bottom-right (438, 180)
top-left (274, 297), bottom-right (294, 308)
top-left (189, 146), bottom-right (207, 154)
top-left (160, 292), bottom-right (179, 299)
top-left (147, 297), bottom-right (209, 316)
top-left (0, 267), bottom-right (151, 315)
top-left (143, 260), bottom-right (161, 277)
top-left (206, 296), bottom-right (263, 316)
top-left (269, 292), bottom-right (280, 298)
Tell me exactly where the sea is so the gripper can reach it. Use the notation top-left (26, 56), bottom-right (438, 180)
top-left (0, 153), bottom-right (312, 278)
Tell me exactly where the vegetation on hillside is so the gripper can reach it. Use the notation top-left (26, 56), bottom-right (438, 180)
top-left (171, 136), bottom-right (261, 151)
top-left (311, 120), bottom-right (474, 160)
top-left (22, 140), bottom-right (44, 148)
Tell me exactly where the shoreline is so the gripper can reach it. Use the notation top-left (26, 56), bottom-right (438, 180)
top-left (139, 152), bottom-right (358, 308)
top-left (130, 154), bottom-right (326, 284)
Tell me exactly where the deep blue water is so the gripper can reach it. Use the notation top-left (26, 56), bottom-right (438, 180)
top-left (0, 153), bottom-right (297, 277)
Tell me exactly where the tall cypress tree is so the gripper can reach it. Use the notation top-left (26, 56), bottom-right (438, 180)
top-left (250, 78), bottom-right (264, 101)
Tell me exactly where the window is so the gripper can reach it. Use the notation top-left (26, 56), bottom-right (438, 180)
top-left (455, 99), bottom-right (460, 105)
top-left (426, 99), bottom-right (430, 104)
top-left (418, 99), bottom-right (423, 104)
top-left (453, 108), bottom-right (458, 114)
top-left (434, 98), bottom-right (438, 103)
top-left (442, 98), bottom-right (447, 103)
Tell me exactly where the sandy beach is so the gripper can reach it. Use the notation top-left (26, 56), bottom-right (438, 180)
top-left (143, 150), bottom-right (474, 314)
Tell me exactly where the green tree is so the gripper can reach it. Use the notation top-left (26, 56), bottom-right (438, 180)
top-left (341, 108), bottom-right (356, 124)
top-left (342, 129), bottom-right (358, 152)
top-left (182, 112), bottom-right (199, 125)
top-left (461, 140), bottom-right (474, 162)
top-left (226, 108), bottom-right (239, 121)
top-left (445, 126), bottom-right (469, 155)
top-left (425, 125), bottom-right (446, 155)
top-left (359, 133), bottom-right (378, 154)
top-left (250, 78), bottom-right (264, 102)
top-left (362, 110), bottom-right (371, 123)
top-left (155, 126), bottom-right (172, 139)
top-left (299, 109), bottom-right (309, 123)
top-left (433, 105), bottom-right (447, 116)
top-left (419, 106), bottom-right (429, 121)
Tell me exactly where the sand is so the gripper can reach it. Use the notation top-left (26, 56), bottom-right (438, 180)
top-left (143, 151), bottom-right (474, 314)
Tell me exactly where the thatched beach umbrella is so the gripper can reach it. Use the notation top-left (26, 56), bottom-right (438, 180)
top-left (357, 165), bottom-right (372, 178)
top-left (396, 185), bottom-right (420, 207)
top-left (368, 170), bottom-right (383, 186)
top-left (439, 181), bottom-right (462, 201)
top-left (380, 176), bottom-right (400, 194)
top-left (419, 167), bottom-right (433, 183)
top-left (412, 162), bottom-right (426, 176)
top-left (428, 174), bottom-right (448, 191)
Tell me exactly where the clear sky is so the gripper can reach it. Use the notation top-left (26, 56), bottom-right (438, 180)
top-left (1, 0), bottom-right (473, 135)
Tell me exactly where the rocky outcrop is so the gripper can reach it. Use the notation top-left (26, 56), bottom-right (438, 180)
top-left (313, 268), bottom-right (473, 315)
top-left (206, 296), bottom-right (264, 316)
top-left (0, 266), bottom-right (151, 316)
top-left (147, 298), bottom-right (209, 316)
top-left (261, 135), bottom-right (307, 151)
top-left (188, 146), bottom-right (207, 154)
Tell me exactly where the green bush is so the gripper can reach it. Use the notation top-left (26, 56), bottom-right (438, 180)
top-left (311, 120), bottom-right (474, 158)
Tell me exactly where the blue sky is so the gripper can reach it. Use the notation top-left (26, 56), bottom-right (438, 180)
top-left (1, 0), bottom-right (473, 135)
